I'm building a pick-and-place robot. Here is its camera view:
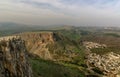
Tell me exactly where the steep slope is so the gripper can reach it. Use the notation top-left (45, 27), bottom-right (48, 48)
top-left (19, 32), bottom-right (54, 60)
top-left (19, 32), bottom-right (84, 62)
top-left (0, 36), bottom-right (32, 77)
top-left (16, 32), bottom-right (86, 77)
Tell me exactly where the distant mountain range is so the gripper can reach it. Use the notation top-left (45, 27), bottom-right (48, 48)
top-left (0, 22), bottom-right (76, 31)
top-left (0, 22), bottom-right (34, 31)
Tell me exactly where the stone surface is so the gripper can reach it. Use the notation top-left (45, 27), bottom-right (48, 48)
top-left (0, 36), bottom-right (32, 77)
top-left (83, 41), bottom-right (107, 50)
top-left (87, 52), bottom-right (120, 76)
top-left (84, 41), bottom-right (120, 77)
top-left (19, 32), bottom-right (54, 60)
top-left (18, 32), bottom-right (79, 62)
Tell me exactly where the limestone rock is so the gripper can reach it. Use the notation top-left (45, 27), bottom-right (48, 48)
top-left (0, 36), bottom-right (32, 77)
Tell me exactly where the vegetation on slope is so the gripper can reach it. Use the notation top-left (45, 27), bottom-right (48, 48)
top-left (56, 30), bottom-right (81, 41)
top-left (91, 47), bottom-right (120, 55)
top-left (1, 25), bottom-right (120, 77)
top-left (30, 57), bottom-right (85, 77)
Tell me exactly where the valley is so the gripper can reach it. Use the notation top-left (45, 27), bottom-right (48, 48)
top-left (1, 0), bottom-right (120, 77)
top-left (0, 26), bottom-right (120, 77)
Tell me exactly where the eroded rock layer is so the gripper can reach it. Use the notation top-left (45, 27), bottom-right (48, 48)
top-left (0, 37), bottom-right (32, 77)
top-left (84, 42), bottom-right (120, 77)
top-left (18, 32), bottom-right (80, 62)
top-left (19, 32), bottom-right (54, 60)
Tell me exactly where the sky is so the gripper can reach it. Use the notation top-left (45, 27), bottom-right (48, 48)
top-left (1, 0), bottom-right (120, 26)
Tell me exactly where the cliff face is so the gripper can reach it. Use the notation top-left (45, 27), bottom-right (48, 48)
top-left (19, 32), bottom-right (54, 60)
top-left (0, 36), bottom-right (32, 77)
top-left (18, 32), bottom-right (81, 62)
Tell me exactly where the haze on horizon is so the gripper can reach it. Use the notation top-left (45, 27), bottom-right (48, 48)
top-left (1, 0), bottom-right (120, 27)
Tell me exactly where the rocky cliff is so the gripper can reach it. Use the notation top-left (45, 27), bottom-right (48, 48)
top-left (0, 36), bottom-right (32, 77)
top-left (19, 32), bottom-right (54, 60)
top-left (18, 32), bottom-right (82, 62)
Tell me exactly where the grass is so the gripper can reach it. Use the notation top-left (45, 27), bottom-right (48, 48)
top-left (46, 32), bottom-right (84, 58)
top-left (104, 33), bottom-right (120, 37)
top-left (56, 30), bottom-right (81, 41)
top-left (91, 47), bottom-right (120, 55)
top-left (30, 58), bottom-right (85, 77)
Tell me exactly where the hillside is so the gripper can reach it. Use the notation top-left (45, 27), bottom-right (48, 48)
top-left (0, 22), bottom-right (76, 37)
top-left (0, 31), bottom-right (86, 77)
top-left (18, 32), bottom-right (84, 62)
top-left (0, 26), bottom-right (120, 77)
top-left (17, 32), bottom-right (85, 77)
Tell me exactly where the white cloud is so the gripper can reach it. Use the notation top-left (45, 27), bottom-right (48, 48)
top-left (1, 0), bottom-right (120, 26)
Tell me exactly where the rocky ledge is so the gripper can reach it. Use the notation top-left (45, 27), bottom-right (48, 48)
top-left (0, 36), bottom-right (32, 77)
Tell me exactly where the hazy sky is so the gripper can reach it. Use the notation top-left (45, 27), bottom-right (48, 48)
top-left (1, 0), bottom-right (120, 26)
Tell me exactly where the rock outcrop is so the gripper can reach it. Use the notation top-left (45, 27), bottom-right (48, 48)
top-left (0, 36), bottom-right (32, 77)
top-left (84, 42), bottom-right (120, 77)
top-left (87, 52), bottom-right (120, 77)
top-left (83, 41), bottom-right (107, 50)
top-left (19, 32), bottom-right (54, 60)
top-left (16, 32), bottom-right (81, 62)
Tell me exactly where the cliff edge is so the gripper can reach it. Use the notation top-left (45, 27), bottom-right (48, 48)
top-left (0, 36), bottom-right (32, 77)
